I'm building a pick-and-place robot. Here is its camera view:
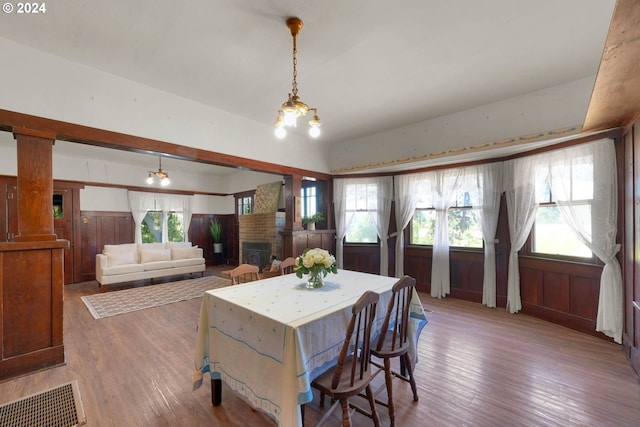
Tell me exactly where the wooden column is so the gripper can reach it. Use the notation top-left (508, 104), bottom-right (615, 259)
top-left (13, 128), bottom-right (57, 242)
top-left (283, 174), bottom-right (304, 232)
top-left (281, 175), bottom-right (303, 258)
top-left (0, 127), bottom-right (67, 381)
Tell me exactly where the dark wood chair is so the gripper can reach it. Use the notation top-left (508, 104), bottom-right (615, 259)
top-left (279, 257), bottom-right (297, 275)
top-left (307, 290), bottom-right (382, 427)
top-left (229, 264), bottom-right (260, 285)
top-left (370, 275), bottom-right (419, 426)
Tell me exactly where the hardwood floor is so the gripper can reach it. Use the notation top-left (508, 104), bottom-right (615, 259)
top-left (1, 269), bottom-right (639, 426)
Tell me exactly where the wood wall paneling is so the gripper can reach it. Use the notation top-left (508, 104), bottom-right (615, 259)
top-left (0, 241), bottom-right (66, 380)
top-left (624, 120), bottom-right (640, 377)
top-left (342, 244), bottom-right (380, 275)
top-left (78, 211), bottom-right (134, 283)
top-left (450, 251), bottom-right (485, 302)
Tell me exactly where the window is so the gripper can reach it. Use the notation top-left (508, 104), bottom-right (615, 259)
top-left (301, 185), bottom-right (317, 218)
top-left (141, 211), bottom-right (184, 243)
top-left (53, 194), bottom-right (64, 218)
top-left (345, 182), bottom-right (379, 243)
top-left (236, 194), bottom-right (253, 216)
top-left (410, 191), bottom-right (483, 248)
top-left (530, 160), bottom-right (593, 259)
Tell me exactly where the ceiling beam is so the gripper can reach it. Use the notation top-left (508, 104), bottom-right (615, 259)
top-left (0, 109), bottom-right (331, 180)
top-left (584, 0), bottom-right (640, 132)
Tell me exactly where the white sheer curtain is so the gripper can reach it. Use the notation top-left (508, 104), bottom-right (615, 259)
top-left (472, 163), bottom-right (503, 308)
top-left (128, 191), bottom-right (194, 243)
top-left (334, 177), bottom-right (392, 275)
top-left (333, 179), bottom-right (354, 269)
top-left (370, 177), bottom-right (393, 276)
top-left (128, 191), bottom-right (156, 243)
top-left (393, 173), bottom-right (428, 277)
top-left (158, 194), bottom-right (194, 242)
top-left (503, 158), bottom-right (546, 313)
top-left (430, 168), bottom-right (463, 298)
top-left (549, 139), bottom-right (622, 343)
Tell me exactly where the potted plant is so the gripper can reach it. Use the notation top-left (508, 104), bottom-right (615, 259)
top-left (209, 217), bottom-right (223, 253)
top-left (302, 212), bottom-right (324, 231)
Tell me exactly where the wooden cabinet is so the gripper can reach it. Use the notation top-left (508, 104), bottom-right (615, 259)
top-left (281, 230), bottom-right (335, 259)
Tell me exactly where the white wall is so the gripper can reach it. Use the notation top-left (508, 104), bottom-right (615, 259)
top-left (80, 186), bottom-right (235, 214)
top-left (0, 37), bottom-right (330, 173)
top-left (0, 128), bottom-right (276, 212)
top-left (328, 77), bottom-right (593, 173)
top-left (222, 170), bottom-right (284, 195)
top-left (80, 187), bottom-right (129, 212)
top-left (0, 132), bottom-right (16, 175)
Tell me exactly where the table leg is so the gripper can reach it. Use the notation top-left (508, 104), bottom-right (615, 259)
top-left (211, 378), bottom-right (222, 406)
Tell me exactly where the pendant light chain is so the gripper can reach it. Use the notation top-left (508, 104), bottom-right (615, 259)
top-left (291, 32), bottom-right (298, 97)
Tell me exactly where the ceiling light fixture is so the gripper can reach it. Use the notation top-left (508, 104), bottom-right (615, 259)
top-left (274, 17), bottom-right (321, 139)
top-left (146, 157), bottom-right (170, 187)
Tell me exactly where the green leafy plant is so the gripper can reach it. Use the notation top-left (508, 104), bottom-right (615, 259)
top-left (209, 217), bottom-right (222, 243)
top-left (302, 212), bottom-right (324, 225)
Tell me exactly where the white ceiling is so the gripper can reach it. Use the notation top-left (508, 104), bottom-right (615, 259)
top-left (0, 0), bottom-right (616, 175)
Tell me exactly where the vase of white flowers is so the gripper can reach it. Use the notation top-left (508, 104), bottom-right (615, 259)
top-left (295, 248), bottom-right (338, 289)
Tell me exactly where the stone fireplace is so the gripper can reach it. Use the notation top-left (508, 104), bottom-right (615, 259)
top-left (239, 212), bottom-right (286, 269)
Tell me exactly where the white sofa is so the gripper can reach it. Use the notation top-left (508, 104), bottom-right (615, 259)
top-left (96, 242), bottom-right (205, 290)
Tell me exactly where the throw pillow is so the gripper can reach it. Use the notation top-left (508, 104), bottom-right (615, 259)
top-left (140, 248), bottom-right (172, 263)
top-left (167, 242), bottom-right (193, 249)
top-left (269, 259), bottom-right (282, 272)
top-left (104, 243), bottom-right (137, 254)
top-left (171, 247), bottom-right (198, 260)
top-left (107, 251), bottom-right (137, 267)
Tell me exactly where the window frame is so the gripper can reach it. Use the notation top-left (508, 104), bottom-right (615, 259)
top-left (141, 210), bottom-right (185, 243)
top-left (409, 189), bottom-right (484, 250)
top-left (343, 182), bottom-right (380, 245)
top-left (235, 191), bottom-right (255, 217)
top-left (524, 200), bottom-right (598, 263)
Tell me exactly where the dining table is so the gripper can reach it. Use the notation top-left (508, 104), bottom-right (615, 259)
top-left (193, 269), bottom-right (428, 427)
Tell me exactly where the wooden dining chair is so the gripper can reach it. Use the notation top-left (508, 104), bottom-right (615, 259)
top-left (370, 275), bottom-right (419, 427)
top-left (279, 257), bottom-right (296, 275)
top-left (307, 290), bottom-right (382, 427)
top-left (229, 263), bottom-right (260, 285)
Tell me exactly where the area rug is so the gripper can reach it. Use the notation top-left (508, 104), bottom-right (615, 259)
top-left (81, 276), bottom-right (231, 319)
top-left (0, 380), bottom-right (86, 427)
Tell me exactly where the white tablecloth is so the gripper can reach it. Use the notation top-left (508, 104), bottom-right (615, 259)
top-left (193, 269), bottom-right (427, 427)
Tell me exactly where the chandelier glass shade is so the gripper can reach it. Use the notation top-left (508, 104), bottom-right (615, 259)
top-left (146, 157), bottom-right (170, 187)
top-left (274, 17), bottom-right (321, 139)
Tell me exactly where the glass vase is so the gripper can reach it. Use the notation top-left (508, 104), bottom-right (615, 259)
top-left (306, 271), bottom-right (324, 289)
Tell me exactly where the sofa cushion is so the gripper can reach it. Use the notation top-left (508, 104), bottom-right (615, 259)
top-left (143, 260), bottom-right (175, 271)
top-left (140, 248), bottom-right (172, 263)
top-left (172, 257), bottom-right (205, 268)
top-left (167, 242), bottom-right (193, 249)
top-left (107, 251), bottom-right (138, 267)
top-left (171, 247), bottom-right (199, 260)
top-left (102, 263), bottom-right (145, 276)
top-left (139, 243), bottom-right (166, 252)
top-left (104, 243), bottom-right (138, 254)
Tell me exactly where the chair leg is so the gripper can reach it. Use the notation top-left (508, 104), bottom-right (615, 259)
top-left (364, 384), bottom-right (381, 427)
top-left (340, 399), bottom-right (351, 427)
top-left (402, 353), bottom-right (419, 401)
top-left (383, 357), bottom-right (395, 427)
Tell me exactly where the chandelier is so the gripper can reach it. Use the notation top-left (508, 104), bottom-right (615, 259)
top-left (274, 17), bottom-right (321, 139)
top-left (146, 157), bottom-right (170, 187)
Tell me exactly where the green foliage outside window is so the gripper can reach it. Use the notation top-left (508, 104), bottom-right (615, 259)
top-left (141, 212), bottom-right (184, 243)
top-left (533, 205), bottom-right (591, 258)
top-left (411, 208), bottom-right (482, 248)
top-left (345, 212), bottom-right (378, 243)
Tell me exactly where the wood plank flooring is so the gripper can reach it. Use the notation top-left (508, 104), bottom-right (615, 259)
top-left (1, 269), bottom-right (639, 426)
